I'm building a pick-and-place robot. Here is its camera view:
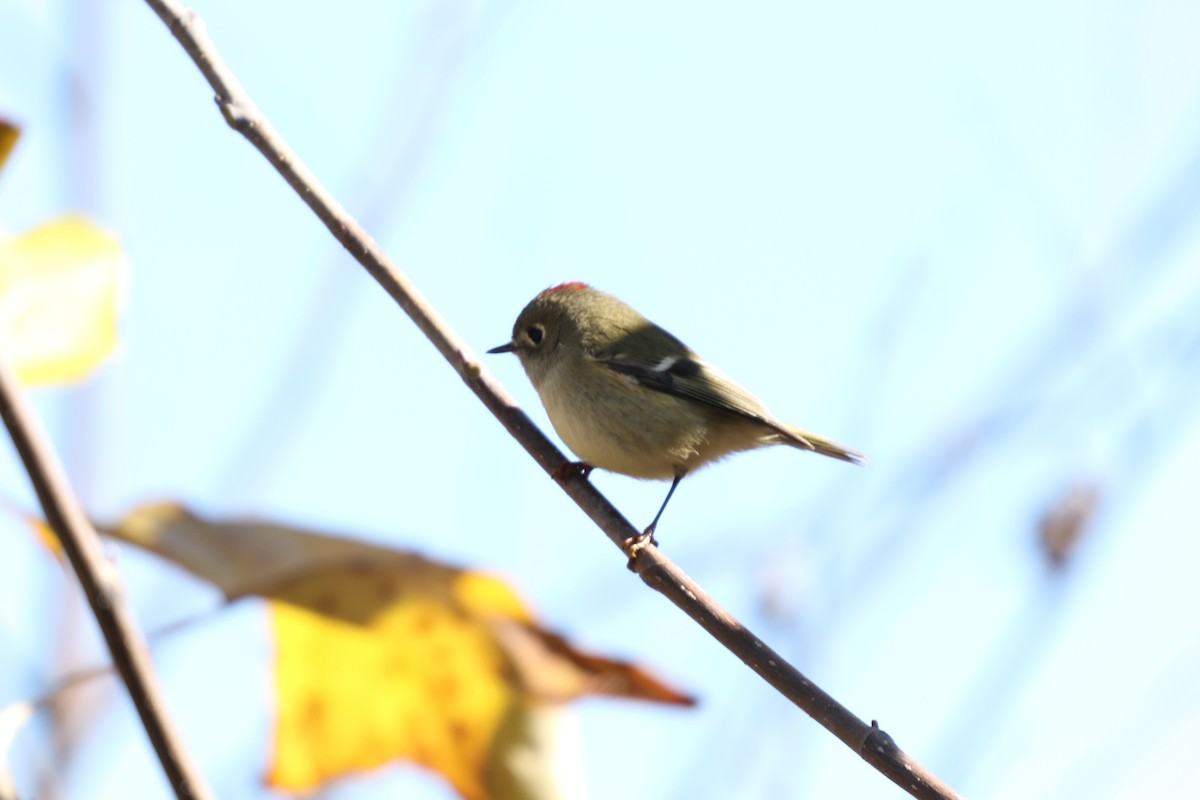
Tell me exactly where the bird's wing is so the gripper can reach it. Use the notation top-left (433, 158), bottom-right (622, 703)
top-left (593, 348), bottom-right (776, 426)
top-left (594, 344), bottom-right (863, 462)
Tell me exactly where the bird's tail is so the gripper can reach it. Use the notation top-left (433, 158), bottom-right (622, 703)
top-left (781, 425), bottom-right (863, 465)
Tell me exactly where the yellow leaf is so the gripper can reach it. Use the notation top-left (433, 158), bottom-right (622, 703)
top-left (109, 502), bottom-right (466, 616)
top-left (268, 590), bottom-right (512, 797)
top-left (107, 503), bottom-right (695, 799)
top-left (2, 501), bottom-right (65, 562)
top-left (0, 216), bottom-right (125, 386)
top-left (0, 118), bottom-right (18, 176)
top-left (32, 518), bottom-right (65, 562)
top-left (487, 618), bottom-right (697, 706)
top-left (0, 699), bottom-right (36, 800)
top-left (484, 702), bottom-right (579, 800)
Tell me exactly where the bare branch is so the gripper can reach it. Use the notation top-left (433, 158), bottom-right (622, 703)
top-left (0, 355), bottom-right (213, 800)
top-left (138, 2), bottom-right (965, 798)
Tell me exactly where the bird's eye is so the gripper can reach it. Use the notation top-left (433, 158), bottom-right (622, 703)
top-left (526, 324), bottom-right (545, 345)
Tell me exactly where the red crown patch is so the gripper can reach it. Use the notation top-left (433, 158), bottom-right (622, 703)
top-left (539, 281), bottom-right (590, 297)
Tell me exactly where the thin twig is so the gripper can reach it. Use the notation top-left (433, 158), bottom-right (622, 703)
top-left (2, 605), bottom-right (230, 735)
top-left (0, 356), bottom-right (213, 800)
top-left (212, 0), bottom-right (514, 503)
top-left (138, 2), bottom-right (964, 798)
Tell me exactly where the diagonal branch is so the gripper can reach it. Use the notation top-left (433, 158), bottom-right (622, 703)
top-left (138, 2), bottom-right (964, 798)
top-left (0, 354), bottom-right (213, 800)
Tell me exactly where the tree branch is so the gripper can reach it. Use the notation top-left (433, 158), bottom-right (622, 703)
top-left (138, 2), bottom-right (964, 798)
top-left (0, 355), bottom-right (213, 800)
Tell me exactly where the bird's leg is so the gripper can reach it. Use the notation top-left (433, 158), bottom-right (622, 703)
top-left (552, 461), bottom-right (594, 481)
top-left (622, 470), bottom-right (686, 565)
top-left (645, 470), bottom-right (686, 540)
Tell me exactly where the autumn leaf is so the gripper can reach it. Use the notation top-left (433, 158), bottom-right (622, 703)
top-left (32, 518), bottom-right (64, 562)
top-left (0, 216), bottom-right (126, 385)
top-left (105, 502), bottom-right (694, 799)
top-left (0, 117), bottom-right (18, 176)
top-left (0, 700), bottom-right (35, 800)
top-left (1039, 482), bottom-right (1101, 568)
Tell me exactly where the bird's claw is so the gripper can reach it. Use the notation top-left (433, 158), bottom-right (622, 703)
top-left (621, 528), bottom-right (658, 571)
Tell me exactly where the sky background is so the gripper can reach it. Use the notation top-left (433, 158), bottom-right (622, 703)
top-left (3, 0), bottom-right (1200, 798)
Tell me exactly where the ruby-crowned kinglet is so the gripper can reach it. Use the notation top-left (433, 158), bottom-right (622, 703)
top-left (488, 282), bottom-right (861, 553)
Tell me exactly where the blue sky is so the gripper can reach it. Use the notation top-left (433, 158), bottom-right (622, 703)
top-left (3, 0), bottom-right (1200, 798)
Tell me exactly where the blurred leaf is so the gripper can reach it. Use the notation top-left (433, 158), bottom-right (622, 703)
top-left (0, 700), bottom-right (34, 800)
top-left (1039, 483), bottom-right (1101, 569)
top-left (107, 503), bottom-right (694, 799)
top-left (32, 518), bottom-right (64, 562)
top-left (484, 701), bottom-right (582, 800)
top-left (0, 500), bottom-right (64, 562)
top-left (0, 118), bottom-right (18, 177)
top-left (0, 216), bottom-right (125, 385)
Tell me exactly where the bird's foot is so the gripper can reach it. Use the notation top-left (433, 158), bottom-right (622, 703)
top-left (621, 527), bottom-right (659, 571)
top-left (552, 460), bottom-right (594, 482)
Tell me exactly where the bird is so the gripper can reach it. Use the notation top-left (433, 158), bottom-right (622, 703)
top-left (488, 282), bottom-right (861, 556)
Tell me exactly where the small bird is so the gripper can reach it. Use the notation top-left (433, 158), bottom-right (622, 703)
top-left (488, 282), bottom-right (861, 556)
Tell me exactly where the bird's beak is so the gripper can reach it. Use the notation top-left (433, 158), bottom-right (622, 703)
top-left (487, 342), bottom-right (516, 354)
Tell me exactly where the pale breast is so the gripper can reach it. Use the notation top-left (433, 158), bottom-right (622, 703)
top-left (534, 364), bottom-right (697, 480)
